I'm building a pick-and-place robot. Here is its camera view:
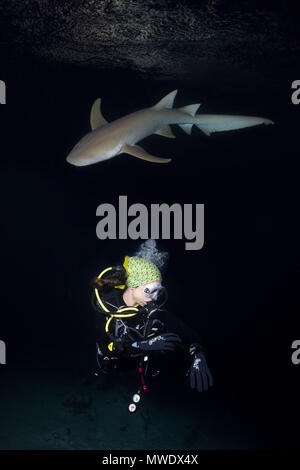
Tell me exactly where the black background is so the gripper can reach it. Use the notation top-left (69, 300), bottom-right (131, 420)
top-left (1, 9), bottom-right (300, 450)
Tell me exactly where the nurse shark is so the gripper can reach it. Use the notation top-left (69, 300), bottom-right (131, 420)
top-left (66, 90), bottom-right (273, 166)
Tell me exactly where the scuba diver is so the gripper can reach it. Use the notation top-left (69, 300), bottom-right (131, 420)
top-left (91, 253), bottom-right (213, 411)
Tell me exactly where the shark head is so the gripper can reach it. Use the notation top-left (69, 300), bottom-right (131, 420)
top-left (66, 147), bottom-right (93, 167)
top-left (66, 129), bottom-right (121, 166)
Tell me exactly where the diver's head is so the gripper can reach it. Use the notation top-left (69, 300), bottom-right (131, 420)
top-left (122, 255), bottom-right (164, 307)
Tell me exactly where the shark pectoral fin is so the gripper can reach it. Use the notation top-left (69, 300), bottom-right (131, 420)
top-left (90, 98), bottom-right (108, 130)
top-left (121, 144), bottom-right (172, 163)
top-left (154, 125), bottom-right (176, 139)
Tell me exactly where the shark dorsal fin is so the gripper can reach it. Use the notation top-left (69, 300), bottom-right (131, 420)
top-left (153, 90), bottom-right (178, 110)
top-left (90, 98), bottom-right (108, 130)
top-left (179, 103), bottom-right (201, 116)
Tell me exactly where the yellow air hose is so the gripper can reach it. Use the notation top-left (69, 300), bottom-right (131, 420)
top-left (95, 267), bottom-right (140, 349)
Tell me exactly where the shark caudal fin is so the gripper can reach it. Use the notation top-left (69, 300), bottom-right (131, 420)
top-left (90, 98), bottom-right (108, 130)
top-left (194, 114), bottom-right (274, 136)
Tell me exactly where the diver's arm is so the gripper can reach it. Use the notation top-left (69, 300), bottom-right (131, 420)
top-left (188, 344), bottom-right (214, 392)
top-left (160, 310), bottom-right (213, 392)
top-left (160, 309), bottom-right (205, 352)
top-left (129, 333), bottom-right (182, 352)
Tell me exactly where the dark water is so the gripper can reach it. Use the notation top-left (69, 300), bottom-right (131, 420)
top-left (0, 56), bottom-right (300, 449)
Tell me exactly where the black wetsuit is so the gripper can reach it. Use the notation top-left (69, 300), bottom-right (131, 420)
top-left (92, 285), bottom-right (204, 384)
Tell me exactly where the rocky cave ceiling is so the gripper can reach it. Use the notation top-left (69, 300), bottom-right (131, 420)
top-left (0, 0), bottom-right (299, 80)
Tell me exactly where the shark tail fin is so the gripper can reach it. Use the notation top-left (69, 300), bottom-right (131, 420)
top-left (90, 98), bottom-right (108, 130)
top-left (194, 114), bottom-right (274, 136)
top-left (153, 90), bottom-right (178, 110)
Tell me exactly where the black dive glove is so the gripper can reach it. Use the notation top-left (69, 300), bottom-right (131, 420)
top-left (131, 333), bottom-right (182, 352)
top-left (189, 344), bottom-right (213, 392)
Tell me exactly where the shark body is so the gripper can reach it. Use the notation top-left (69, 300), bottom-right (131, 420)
top-left (66, 90), bottom-right (273, 166)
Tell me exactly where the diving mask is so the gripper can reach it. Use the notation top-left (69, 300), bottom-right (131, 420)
top-left (143, 283), bottom-right (165, 301)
